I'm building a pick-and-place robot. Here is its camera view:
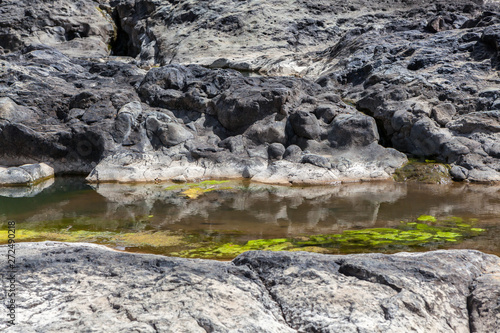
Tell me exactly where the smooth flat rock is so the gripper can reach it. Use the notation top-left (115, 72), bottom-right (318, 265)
top-left (0, 242), bottom-right (499, 332)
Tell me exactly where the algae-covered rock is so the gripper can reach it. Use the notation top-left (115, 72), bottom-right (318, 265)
top-left (394, 160), bottom-right (452, 184)
top-left (165, 180), bottom-right (234, 199)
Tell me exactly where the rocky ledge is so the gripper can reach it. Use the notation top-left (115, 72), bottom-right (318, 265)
top-left (1, 242), bottom-right (499, 332)
top-left (1, 0), bottom-right (500, 183)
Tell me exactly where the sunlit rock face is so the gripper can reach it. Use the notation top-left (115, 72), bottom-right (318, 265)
top-left (3, 242), bottom-right (499, 332)
top-left (1, 0), bottom-right (500, 182)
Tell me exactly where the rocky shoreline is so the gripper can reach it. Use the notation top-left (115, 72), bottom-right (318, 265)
top-left (1, 242), bottom-right (499, 332)
top-left (2, 1), bottom-right (500, 331)
top-left (1, 0), bottom-right (499, 183)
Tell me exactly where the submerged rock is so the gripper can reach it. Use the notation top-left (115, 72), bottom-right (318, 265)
top-left (1, 242), bottom-right (499, 332)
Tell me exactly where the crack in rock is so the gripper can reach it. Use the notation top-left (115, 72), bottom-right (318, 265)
top-left (336, 260), bottom-right (403, 293)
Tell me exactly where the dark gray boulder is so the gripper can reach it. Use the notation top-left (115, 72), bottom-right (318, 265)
top-left (283, 144), bottom-right (303, 163)
top-left (268, 143), bottom-right (286, 161)
top-left (301, 154), bottom-right (331, 169)
top-left (310, 2), bottom-right (500, 181)
top-left (289, 111), bottom-right (322, 140)
top-left (0, 45), bottom-right (405, 183)
top-left (329, 114), bottom-right (380, 148)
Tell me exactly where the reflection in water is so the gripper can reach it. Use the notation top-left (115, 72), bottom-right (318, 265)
top-left (0, 178), bottom-right (55, 198)
top-left (0, 178), bottom-right (498, 256)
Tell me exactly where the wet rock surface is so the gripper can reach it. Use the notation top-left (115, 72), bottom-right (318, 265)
top-left (1, 0), bottom-right (500, 182)
top-left (1, 242), bottom-right (499, 332)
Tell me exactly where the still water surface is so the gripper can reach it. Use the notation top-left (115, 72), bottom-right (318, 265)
top-left (0, 178), bottom-right (499, 258)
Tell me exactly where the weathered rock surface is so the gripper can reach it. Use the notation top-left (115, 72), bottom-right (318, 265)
top-left (1, 242), bottom-right (499, 332)
top-left (301, 1), bottom-right (500, 181)
top-left (0, 0), bottom-right (115, 58)
top-left (0, 46), bottom-right (406, 184)
top-left (0, 163), bottom-right (53, 186)
top-left (1, 0), bottom-right (500, 182)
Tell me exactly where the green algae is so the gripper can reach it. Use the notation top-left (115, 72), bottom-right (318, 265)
top-left (394, 160), bottom-right (451, 184)
top-left (175, 238), bottom-right (293, 258)
top-left (165, 180), bottom-right (231, 190)
top-left (0, 213), bottom-right (487, 260)
top-left (165, 180), bottom-right (234, 198)
top-left (0, 228), bottom-right (186, 248)
top-left (175, 216), bottom-right (486, 259)
top-left (171, 238), bottom-right (294, 258)
top-left (417, 215), bottom-right (437, 222)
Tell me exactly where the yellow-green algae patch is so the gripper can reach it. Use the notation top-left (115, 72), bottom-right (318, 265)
top-left (172, 238), bottom-right (294, 258)
top-left (417, 215), bottom-right (437, 222)
top-left (0, 229), bottom-right (186, 248)
top-left (165, 180), bottom-right (234, 199)
top-left (0, 215), bottom-right (486, 260)
top-left (175, 216), bottom-right (486, 259)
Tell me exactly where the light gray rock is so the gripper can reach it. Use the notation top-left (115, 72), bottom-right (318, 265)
top-left (234, 249), bottom-right (500, 333)
top-left (0, 97), bottom-right (39, 122)
top-left (0, 242), bottom-right (292, 333)
top-left (1, 242), bottom-right (499, 332)
top-left (0, 163), bottom-right (54, 186)
top-left (431, 103), bottom-right (456, 127)
top-left (0, 167), bottom-right (32, 185)
top-left (468, 268), bottom-right (500, 332)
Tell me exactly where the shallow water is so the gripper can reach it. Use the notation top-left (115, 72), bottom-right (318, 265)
top-left (0, 177), bottom-right (499, 258)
